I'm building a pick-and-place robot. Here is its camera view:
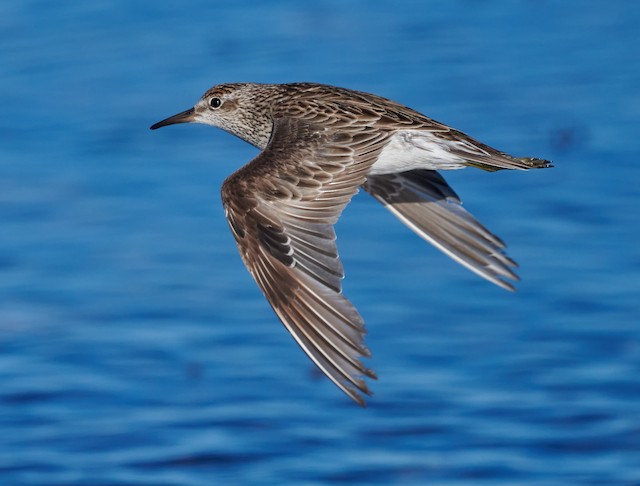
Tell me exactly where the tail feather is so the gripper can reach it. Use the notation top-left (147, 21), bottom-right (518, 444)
top-left (513, 157), bottom-right (553, 169)
top-left (442, 128), bottom-right (553, 171)
top-left (465, 155), bottom-right (553, 172)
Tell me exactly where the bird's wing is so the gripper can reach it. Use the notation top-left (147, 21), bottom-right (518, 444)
top-left (221, 117), bottom-right (390, 405)
top-left (363, 170), bottom-right (519, 291)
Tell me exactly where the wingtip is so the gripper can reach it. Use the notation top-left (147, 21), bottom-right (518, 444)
top-left (493, 272), bottom-right (519, 292)
top-left (349, 385), bottom-right (373, 408)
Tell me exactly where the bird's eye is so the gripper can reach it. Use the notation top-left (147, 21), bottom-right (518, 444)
top-left (209, 97), bottom-right (222, 109)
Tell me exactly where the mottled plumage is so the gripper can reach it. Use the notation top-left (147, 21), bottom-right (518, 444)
top-left (150, 82), bottom-right (551, 405)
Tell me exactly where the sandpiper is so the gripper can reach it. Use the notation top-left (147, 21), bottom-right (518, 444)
top-left (150, 82), bottom-right (551, 406)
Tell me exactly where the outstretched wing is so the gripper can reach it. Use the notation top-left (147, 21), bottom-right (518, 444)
top-left (221, 117), bottom-right (390, 405)
top-left (363, 170), bottom-right (519, 291)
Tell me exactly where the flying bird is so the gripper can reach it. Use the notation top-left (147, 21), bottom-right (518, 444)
top-left (150, 82), bottom-right (551, 405)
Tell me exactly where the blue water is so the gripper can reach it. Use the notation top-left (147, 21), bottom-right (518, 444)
top-left (1, 1), bottom-right (639, 484)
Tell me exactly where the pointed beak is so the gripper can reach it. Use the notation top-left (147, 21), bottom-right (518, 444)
top-left (150, 108), bottom-right (195, 130)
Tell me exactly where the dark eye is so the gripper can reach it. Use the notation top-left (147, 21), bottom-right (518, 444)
top-left (209, 97), bottom-right (222, 109)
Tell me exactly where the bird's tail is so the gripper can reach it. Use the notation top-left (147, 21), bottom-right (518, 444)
top-left (513, 157), bottom-right (553, 169)
top-left (466, 156), bottom-right (553, 172)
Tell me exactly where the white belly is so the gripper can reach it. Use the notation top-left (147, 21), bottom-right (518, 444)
top-left (370, 129), bottom-right (467, 175)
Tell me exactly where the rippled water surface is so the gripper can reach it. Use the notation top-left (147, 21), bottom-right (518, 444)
top-left (1, 1), bottom-right (639, 484)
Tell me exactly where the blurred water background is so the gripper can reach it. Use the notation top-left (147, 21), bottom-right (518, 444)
top-left (1, 1), bottom-right (639, 484)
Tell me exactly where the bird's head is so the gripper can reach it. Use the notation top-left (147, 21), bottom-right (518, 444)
top-left (150, 83), bottom-right (275, 149)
